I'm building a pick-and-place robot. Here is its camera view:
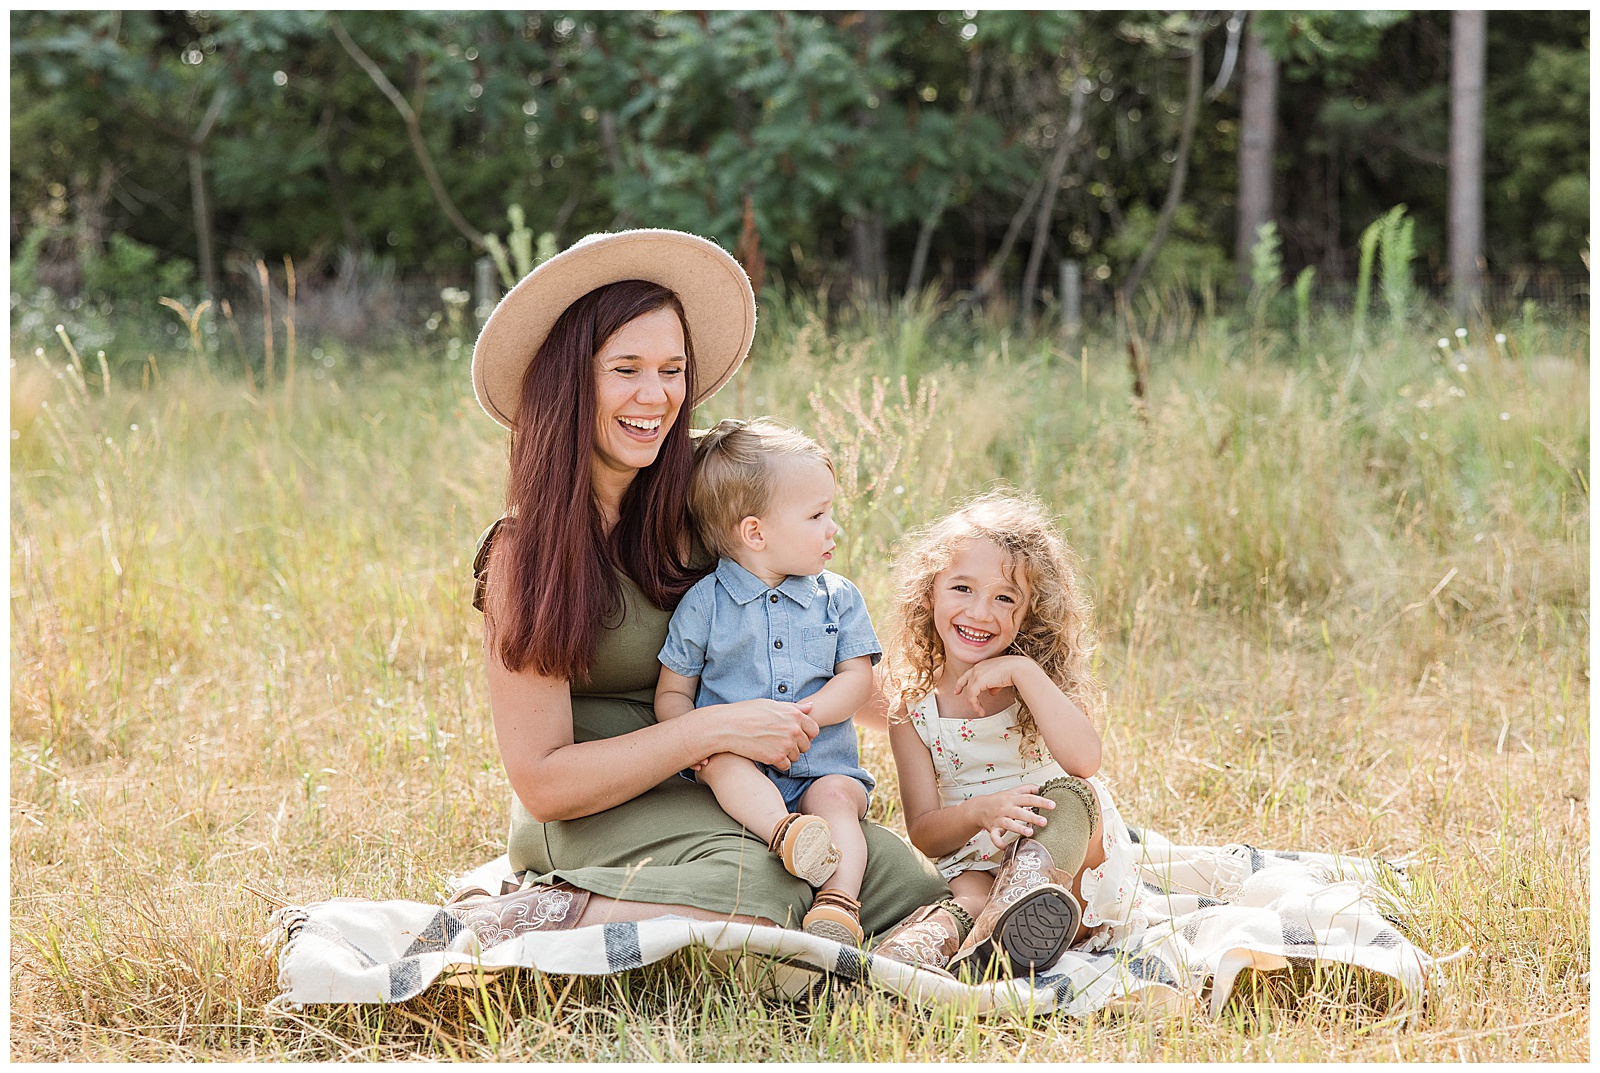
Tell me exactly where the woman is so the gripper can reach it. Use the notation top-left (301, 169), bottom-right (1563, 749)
top-left (451, 229), bottom-right (954, 944)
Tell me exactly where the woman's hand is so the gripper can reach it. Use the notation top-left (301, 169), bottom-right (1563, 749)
top-left (711, 699), bottom-right (819, 771)
top-left (968, 784), bottom-right (1056, 846)
top-left (951, 654), bottom-right (1039, 716)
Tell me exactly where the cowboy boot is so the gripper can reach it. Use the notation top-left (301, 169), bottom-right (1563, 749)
top-left (445, 874), bottom-right (591, 951)
top-left (871, 899), bottom-right (975, 975)
top-left (947, 838), bottom-right (1084, 980)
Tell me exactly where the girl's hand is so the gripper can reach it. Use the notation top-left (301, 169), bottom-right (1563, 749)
top-left (969, 784), bottom-right (1056, 846)
top-left (952, 655), bottom-right (1038, 716)
top-left (716, 699), bottom-right (818, 771)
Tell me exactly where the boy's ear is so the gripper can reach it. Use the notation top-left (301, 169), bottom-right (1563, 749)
top-left (737, 515), bottom-right (764, 551)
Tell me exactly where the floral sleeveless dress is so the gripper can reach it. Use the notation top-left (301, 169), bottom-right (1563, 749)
top-left (906, 691), bottom-right (1147, 949)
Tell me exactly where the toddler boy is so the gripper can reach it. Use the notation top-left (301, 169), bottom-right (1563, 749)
top-left (655, 418), bottom-right (878, 944)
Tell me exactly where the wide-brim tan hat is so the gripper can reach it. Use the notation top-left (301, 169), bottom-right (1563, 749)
top-left (472, 228), bottom-right (756, 430)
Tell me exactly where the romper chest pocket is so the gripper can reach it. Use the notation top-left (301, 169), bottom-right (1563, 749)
top-left (801, 623), bottom-right (840, 672)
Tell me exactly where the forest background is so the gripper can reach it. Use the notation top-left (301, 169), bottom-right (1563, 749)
top-left (9, 9), bottom-right (1590, 325)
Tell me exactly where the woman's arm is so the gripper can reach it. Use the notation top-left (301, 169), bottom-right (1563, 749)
top-left (488, 632), bottom-right (819, 822)
top-left (953, 656), bottom-right (1101, 776)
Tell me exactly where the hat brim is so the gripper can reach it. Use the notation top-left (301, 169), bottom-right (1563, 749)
top-left (471, 229), bottom-right (756, 431)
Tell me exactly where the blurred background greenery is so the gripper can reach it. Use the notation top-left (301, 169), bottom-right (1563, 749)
top-left (9, 9), bottom-right (1589, 345)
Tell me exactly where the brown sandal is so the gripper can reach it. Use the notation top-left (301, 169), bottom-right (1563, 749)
top-left (803, 888), bottom-right (864, 946)
top-left (767, 813), bottom-right (841, 887)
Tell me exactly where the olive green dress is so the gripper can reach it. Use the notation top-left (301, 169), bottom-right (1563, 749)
top-left (500, 560), bottom-right (950, 935)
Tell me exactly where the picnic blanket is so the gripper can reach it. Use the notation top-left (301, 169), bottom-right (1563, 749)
top-left (268, 826), bottom-right (1454, 1018)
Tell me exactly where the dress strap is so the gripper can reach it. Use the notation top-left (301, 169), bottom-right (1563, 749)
top-left (472, 516), bottom-right (508, 613)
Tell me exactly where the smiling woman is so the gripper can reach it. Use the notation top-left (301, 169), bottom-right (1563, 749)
top-left (454, 229), bottom-right (951, 943)
top-left (589, 306), bottom-right (688, 514)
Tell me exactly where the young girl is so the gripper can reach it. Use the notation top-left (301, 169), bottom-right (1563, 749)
top-left (875, 491), bottom-right (1144, 977)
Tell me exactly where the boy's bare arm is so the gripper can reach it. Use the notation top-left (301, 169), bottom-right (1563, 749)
top-left (654, 666), bottom-right (700, 722)
top-left (799, 656), bottom-right (874, 726)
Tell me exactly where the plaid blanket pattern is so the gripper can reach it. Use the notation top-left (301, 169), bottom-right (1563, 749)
top-left (268, 827), bottom-right (1446, 1018)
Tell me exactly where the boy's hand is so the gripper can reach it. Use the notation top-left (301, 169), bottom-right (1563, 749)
top-left (951, 655), bottom-right (1038, 716)
top-left (969, 784), bottom-right (1056, 846)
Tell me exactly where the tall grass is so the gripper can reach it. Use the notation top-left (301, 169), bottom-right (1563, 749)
top-left (10, 293), bottom-right (1589, 1060)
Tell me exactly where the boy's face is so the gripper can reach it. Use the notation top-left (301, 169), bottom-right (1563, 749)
top-left (736, 455), bottom-right (840, 581)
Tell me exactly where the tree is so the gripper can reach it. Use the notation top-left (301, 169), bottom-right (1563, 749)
top-left (1234, 15), bottom-right (1279, 291)
top-left (1118, 14), bottom-right (1210, 306)
top-left (1449, 11), bottom-right (1486, 319)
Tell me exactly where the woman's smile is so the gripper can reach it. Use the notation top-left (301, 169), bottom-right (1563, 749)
top-left (591, 307), bottom-right (688, 486)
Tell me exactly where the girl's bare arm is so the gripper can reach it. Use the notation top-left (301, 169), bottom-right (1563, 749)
top-left (955, 656), bottom-right (1101, 776)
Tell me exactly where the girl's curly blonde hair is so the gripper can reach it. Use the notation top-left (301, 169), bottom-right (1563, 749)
top-left (886, 490), bottom-right (1102, 753)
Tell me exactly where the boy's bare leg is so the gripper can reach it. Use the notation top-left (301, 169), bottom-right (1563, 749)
top-left (697, 752), bottom-right (791, 840)
top-left (799, 775), bottom-right (869, 899)
top-left (947, 869), bottom-right (995, 922)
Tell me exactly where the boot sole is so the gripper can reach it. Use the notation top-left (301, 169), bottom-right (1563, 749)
top-left (804, 916), bottom-right (863, 946)
top-left (995, 887), bottom-right (1080, 974)
top-left (785, 819), bottom-right (841, 887)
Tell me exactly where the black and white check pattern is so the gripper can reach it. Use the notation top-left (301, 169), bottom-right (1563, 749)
top-left (269, 827), bottom-right (1450, 1017)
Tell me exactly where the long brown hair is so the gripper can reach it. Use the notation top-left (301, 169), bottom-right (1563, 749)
top-left (487, 279), bottom-right (704, 678)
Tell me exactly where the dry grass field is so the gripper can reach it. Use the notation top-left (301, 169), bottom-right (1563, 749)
top-left (9, 294), bottom-right (1589, 1060)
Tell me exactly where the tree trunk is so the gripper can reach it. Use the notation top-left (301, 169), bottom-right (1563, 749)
top-left (1021, 73), bottom-right (1089, 317)
top-left (1235, 18), bottom-right (1279, 291)
top-left (904, 181), bottom-right (952, 298)
top-left (330, 16), bottom-right (485, 250)
top-left (973, 172), bottom-right (1045, 303)
top-left (1449, 11), bottom-right (1486, 319)
top-left (187, 82), bottom-right (229, 299)
top-left (905, 40), bottom-right (985, 300)
top-left (846, 11), bottom-right (886, 300)
top-left (1119, 29), bottom-right (1205, 306)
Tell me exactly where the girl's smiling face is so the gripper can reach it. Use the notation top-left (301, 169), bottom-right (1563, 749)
top-left (927, 537), bottom-right (1031, 669)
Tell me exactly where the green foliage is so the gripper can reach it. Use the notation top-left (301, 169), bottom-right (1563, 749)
top-left (1249, 222), bottom-right (1283, 301)
top-left (1377, 205), bottom-right (1416, 330)
top-left (1353, 217), bottom-right (1382, 344)
top-left (1293, 266), bottom-right (1316, 349)
top-left (81, 234), bottom-right (197, 308)
top-left (1254, 11), bottom-right (1408, 78)
top-left (484, 205), bottom-right (537, 288)
top-left (1103, 203), bottom-right (1230, 295)
top-left (1493, 41), bottom-right (1590, 263)
top-left (10, 226), bottom-right (51, 295)
top-left (8, 9), bottom-right (1589, 304)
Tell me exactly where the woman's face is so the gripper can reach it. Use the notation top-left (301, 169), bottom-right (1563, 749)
top-left (590, 306), bottom-right (689, 483)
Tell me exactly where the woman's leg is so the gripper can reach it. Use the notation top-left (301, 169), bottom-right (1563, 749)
top-left (576, 894), bottom-right (778, 928)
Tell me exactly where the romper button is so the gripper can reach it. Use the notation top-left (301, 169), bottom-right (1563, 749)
top-left (769, 593), bottom-right (779, 603)
top-left (778, 684), bottom-right (788, 693)
top-left (774, 639), bottom-right (783, 649)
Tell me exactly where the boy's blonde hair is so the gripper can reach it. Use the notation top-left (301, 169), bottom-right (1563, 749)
top-left (690, 418), bottom-right (834, 559)
top-left (887, 490), bottom-right (1101, 752)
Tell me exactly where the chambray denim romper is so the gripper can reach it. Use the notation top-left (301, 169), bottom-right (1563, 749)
top-left (659, 559), bottom-right (881, 810)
